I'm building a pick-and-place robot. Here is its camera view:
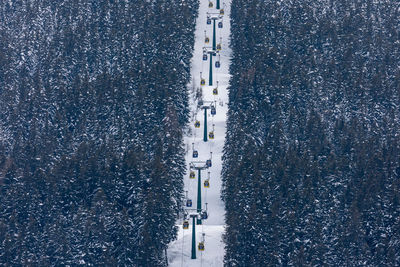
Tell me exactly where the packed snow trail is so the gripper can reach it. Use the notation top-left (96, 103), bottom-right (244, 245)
top-left (168, 0), bottom-right (231, 266)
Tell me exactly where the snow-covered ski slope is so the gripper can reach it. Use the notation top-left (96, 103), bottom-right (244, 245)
top-left (168, 0), bottom-right (231, 266)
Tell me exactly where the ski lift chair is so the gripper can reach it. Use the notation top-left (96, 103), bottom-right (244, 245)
top-left (198, 242), bottom-right (205, 251)
top-left (201, 211), bottom-right (208, 220)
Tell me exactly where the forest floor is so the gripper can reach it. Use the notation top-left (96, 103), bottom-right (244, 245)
top-left (167, 0), bottom-right (231, 266)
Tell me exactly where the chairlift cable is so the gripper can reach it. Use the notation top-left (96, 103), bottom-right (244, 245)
top-left (201, 50), bottom-right (206, 79)
top-left (214, 55), bottom-right (219, 84)
top-left (200, 242), bottom-right (204, 267)
top-left (181, 223), bottom-right (185, 267)
top-left (200, 234), bottom-right (204, 267)
top-left (204, 176), bottom-right (208, 210)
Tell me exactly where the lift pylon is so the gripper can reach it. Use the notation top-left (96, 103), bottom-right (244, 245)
top-left (189, 161), bottom-right (210, 225)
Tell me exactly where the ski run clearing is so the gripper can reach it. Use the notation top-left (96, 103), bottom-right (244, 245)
top-left (168, 0), bottom-right (231, 266)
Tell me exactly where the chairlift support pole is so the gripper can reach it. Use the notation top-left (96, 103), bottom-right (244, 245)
top-left (212, 18), bottom-right (217, 51)
top-left (203, 107), bottom-right (208, 142)
top-left (190, 161), bottom-right (209, 225)
top-left (191, 215), bottom-right (196, 259)
top-left (208, 17), bottom-right (217, 86)
top-left (217, 0), bottom-right (220, 9)
top-left (197, 169), bottom-right (202, 225)
top-left (209, 52), bottom-right (213, 86)
top-left (201, 102), bottom-right (214, 142)
top-left (206, 14), bottom-right (220, 86)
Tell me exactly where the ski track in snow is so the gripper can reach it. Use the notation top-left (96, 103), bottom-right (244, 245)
top-left (168, 0), bottom-right (231, 266)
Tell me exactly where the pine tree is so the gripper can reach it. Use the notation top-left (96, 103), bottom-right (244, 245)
top-left (223, 0), bottom-right (400, 265)
top-left (0, 0), bottom-right (199, 265)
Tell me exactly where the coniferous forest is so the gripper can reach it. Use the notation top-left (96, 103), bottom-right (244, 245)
top-left (223, 0), bottom-right (400, 266)
top-left (0, 1), bottom-right (198, 266)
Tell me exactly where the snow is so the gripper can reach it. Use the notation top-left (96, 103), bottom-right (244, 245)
top-left (168, 225), bottom-right (225, 267)
top-left (168, 0), bottom-right (231, 266)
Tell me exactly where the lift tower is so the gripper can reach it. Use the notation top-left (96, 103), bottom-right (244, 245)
top-left (200, 101), bottom-right (217, 142)
top-left (189, 161), bottom-right (210, 225)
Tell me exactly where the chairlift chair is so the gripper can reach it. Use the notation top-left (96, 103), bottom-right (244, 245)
top-left (190, 171), bottom-right (196, 179)
top-left (217, 43), bottom-right (222, 51)
top-left (207, 18), bottom-right (212, 25)
top-left (203, 54), bottom-right (208, 61)
top-left (183, 220), bottom-right (189, 229)
top-left (211, 106), bottom-right (216, 115)
top-left (201, 211), bottom-right (208, 220)
top-left (220, 8), bottom-right (224, 15)
top-left (209, 131), bottom-right (214, 139)
top-left (213, 88), bottom-right (218, 95)
top-left (206, 159), bottom-right (212, 167)
top-left (201, 78), bottom-right (206, 86)
top-left (204, 180), bottom-right (210, 188)
top-left (208, 1), bottom-right (213, 8)
top-left (198, 242), bottom-right (205, 251)
top-left (186, 199), bottom-right (193, 207)
top-left (215, 61), bottom-right (221, 68)
top-left (205, 37), bottom-right (210, 44)
top-left (218, 21), bottom-right (223, 28)
top-left (193, 150), bottom-right (199, 158)
top-left (195, 121), bottom-right (200, 128)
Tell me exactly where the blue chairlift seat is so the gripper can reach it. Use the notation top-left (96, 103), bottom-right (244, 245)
top-left (206, 159), bottom-right (212, 167)
top-left (198, 242), bottom-right (205, 251)
top-left (201, 211), bottom-right (208, 220)
top-left (211, 106), bottom-right (216, 115)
